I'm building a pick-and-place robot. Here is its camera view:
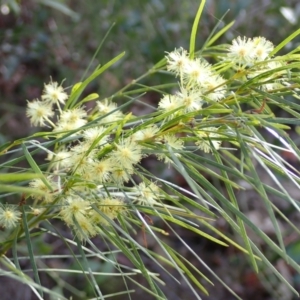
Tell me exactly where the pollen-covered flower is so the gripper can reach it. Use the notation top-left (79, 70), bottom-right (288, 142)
top-left (133, 182), bottom-right (161, 206)
top-left (90, 197), bottom-right (126, 225)
top-left (202, 74), bottom-right (227, 102)
top-left (252, 37), bottom-right (274, 61)
top-left (195, 127), bottom-right (222, 153)
top-left (158, 94), bottom-right (182, 112)
top-left (164, 134), bottom-right (184, 151)
top-left (97, 99), bottom-right (117, 114)
top-left (26, 99), bottom-right (54, 127)
top-left (54, 107), bottom-right (87, 132)
top-left (111, 166), bottom-right (134, 184)
top-left (47, 149), bottom-right (73, 170)
top-left (96, 99), bottom-right (124, 124)
top-left (82, 126), bottom-right (109, 146)
top-left (227, 36), bottom-right (255, 67)
top-left (68, 142), bottom-right (96, 174)
top-left (166, 47), bottom-right (190, 76)
top-left (176, 86), bottom-right (203, 112)
top-left (59, 196), bottom-right (90, 226)
top-left (110, 138), bottom-right (143, 169)
top-left (59, 107), bottom-right (87, 127)
top-left (29, 177), bottom-right (58, 202)
top-left (90, 159), bottom-right (113, 183)
top-left (30, 207), bottom-right (45, 216)
top-left (132, 125), bottom-right (159, 142)
top-left (72, 213), bottom-right (98, 240)
top-left (0, 205), bottom-right (21, 229)
top-left (182, 58), bottom-right (212, 86)
top-left (41, 80), bottom-right (68, 105)
top-left (248, 60), bottom-right (286, 91)
top-left (156, 134), bottom-right (184, 163)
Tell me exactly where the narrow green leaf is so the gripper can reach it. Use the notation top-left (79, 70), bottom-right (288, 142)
top-left (200, 9), bottom-right (230, 53)
top-left (73, 230), bottom-right (103, 299)
top-left (0, 173), bottom-right (41, 182)
top-left (117, 216), bottom-right (166, 298)
top-left (159, 207), bottom-right (228, 246)
top-left (270, 27), bottom-right (300, 56)
top-left (167, 246), bottom-right (209, 295)
top-left (0, 184), bottom-right (47, 196)
top-left (237, 130), bottom-right (286, 259)
top-left (37, 0), bottom-right (80, 20)
top-left (213, 148), bottom-right (258, 272)
top-left (0, 256), bottom-right (68, 299)
top-left (199, 219), bottom-right (260, 260)
top-left (22, 206), bottom-right (43, 298)
top-left (251, 243), bottom-right (299, 296)
top-left (66, 52), bottom-right (125, 108)
top-left (206, 21), bottom-right (235, 47)
top-left (81, 22), bottom-right (116, 81)
top-left (21, 143), bottom-right (52, 191)
top-left (74, 93), bottom-right (99, 107)
top-left (12, 226), bottom-right (21, 271)
top-left (189, 0), bottom-right (206, 59)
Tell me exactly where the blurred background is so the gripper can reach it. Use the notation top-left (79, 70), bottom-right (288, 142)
top-left (1, 0), bottom-right (300, 299)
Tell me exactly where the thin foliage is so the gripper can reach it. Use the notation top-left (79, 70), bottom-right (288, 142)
top-left (1, 0), bottom-right (300, 299)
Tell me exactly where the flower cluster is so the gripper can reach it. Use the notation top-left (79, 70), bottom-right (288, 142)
top-left (226, 36), bottom-right (287, 90)
top-left (26, 76), bottom-right (222, 239)
top-left (26, 80), bottom-right (170, 240)
top-left (25, 35), bottom-right (288, 240)
top-left (58, 195), bottom-right (125, 240)
top-left (26, 80), bottom-right (67, 127)
top-left (25, 45), bottom-right (234, 239)
top-left (160, 47), bottom-right (227, 116)
top-left (227, 36), bottom-right (274, 67)
top-left (195, 127), bottom-right (222, 153)
top-left (159, 47), bottom-right (225, 152)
